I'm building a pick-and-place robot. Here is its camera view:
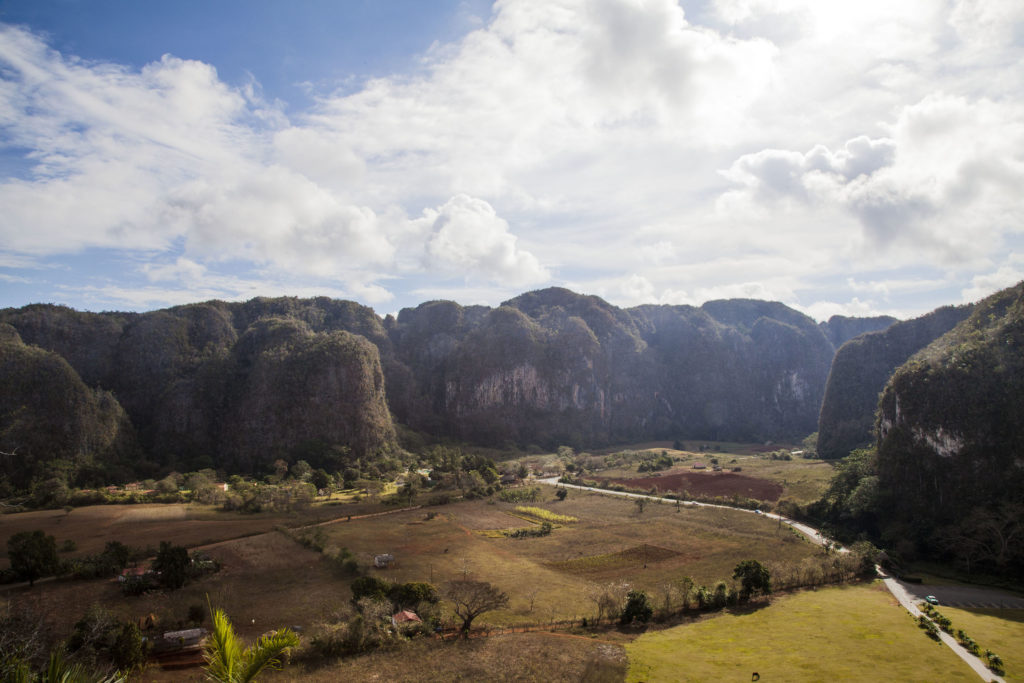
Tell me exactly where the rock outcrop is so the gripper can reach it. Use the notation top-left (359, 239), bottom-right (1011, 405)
top-left (817, 304), bottom-right (973, 459)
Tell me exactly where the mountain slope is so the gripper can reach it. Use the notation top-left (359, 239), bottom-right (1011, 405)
top-left (874, 281), bottom-right (1024, 568)
top-left (817, 304), bottom-right (973, 459)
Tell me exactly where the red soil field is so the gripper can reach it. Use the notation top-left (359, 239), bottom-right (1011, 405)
top-left (599, 470), bottom-right (783, 501)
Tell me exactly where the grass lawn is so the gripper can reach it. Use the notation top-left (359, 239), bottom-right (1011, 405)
top-left (625, 582), bottom-right (979, 682)
top-left (937, 607), bottom-right (1024, 681)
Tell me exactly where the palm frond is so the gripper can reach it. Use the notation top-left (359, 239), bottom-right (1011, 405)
top-left (204, 606), bottom-right (245, 682)
top-left (239, 629), bottom-right (300, 683)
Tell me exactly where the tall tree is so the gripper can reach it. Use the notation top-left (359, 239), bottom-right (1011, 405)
top-left (733, 559), bottom-right (772, 601)
top-left (7, 530), bottom-right (59, 587)
top-left (153, 541), bottom-right (190, 590)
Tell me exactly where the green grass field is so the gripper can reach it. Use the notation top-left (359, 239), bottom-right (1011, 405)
top-left (625, 583), bottom-right (980, 682)
top-left (937, 607), bottom-right (1024, 681)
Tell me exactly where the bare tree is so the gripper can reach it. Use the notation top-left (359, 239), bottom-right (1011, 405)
top-left (443, 580), bottom-right (509, 635)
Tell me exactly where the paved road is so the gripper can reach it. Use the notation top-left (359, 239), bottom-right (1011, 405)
top-left (880, 568), bottom-right (1005, 683)
top-left (900, 582), bottom-right (1024, 610)
top-left (536, 476), bottom-right (1008, 682)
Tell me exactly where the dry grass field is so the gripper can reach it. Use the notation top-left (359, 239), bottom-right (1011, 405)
top-left (318, 491), bottom-right (824, 626)
top-left (0, 499), bottom-right (381, 570)
top-left (270, 632), bottom-right (629, 682)
top-left (2, 479), bottom-right (837, 681)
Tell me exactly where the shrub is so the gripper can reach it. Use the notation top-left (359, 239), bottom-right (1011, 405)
top-left (620, 590), bottom-right (653, 625)
top-left (514, 506), bottom-right (577, 524)
top-left (498, 486), bottom-right (541, 503)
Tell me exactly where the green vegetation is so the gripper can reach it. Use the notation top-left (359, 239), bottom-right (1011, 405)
top-left (940, 607), bottom-right (1024, 681)
top-left (204, 604), bottom-right (299, 682)
top-left (6, 529), bottom-right (59, 586)
top-left (625, 583), bottom-right (979, 681)
top-left (817, 305), bottom-right (971, 459)
top-left (810, 282), bottom-right (1024, 579)
top-left (513, 506), bottom-right (578, 524)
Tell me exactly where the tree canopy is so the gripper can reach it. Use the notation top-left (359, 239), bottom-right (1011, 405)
top-left (7, 530), bottom-right (59, 587)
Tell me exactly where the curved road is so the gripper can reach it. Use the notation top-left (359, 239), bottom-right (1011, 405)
top-left (537, 477), bottom-right (1006, 682)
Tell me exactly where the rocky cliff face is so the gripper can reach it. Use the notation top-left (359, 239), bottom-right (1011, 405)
top-left (1, 288), bottom-right (901, 483)
top-left (873, 281), bottom-right (1024, 559)
top-left (819, 314), bottom-right (898, 349)
top-left (0, 300), bottom-right (398, 481)
top-left (386, 289), bottom-right (839, 447)
top-left (817, 304), bottom-right (973, 459)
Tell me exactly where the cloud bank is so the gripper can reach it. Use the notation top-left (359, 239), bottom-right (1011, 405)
top-left (0, 0), bottom-right (1022, 318)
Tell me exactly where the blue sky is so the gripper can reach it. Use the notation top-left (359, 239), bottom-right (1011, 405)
top-left (1, 0), bottom-right (1022, 320)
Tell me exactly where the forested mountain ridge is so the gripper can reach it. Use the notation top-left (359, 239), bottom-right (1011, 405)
top-left (873, 281), bottom-right (1024, 569)
top-left (817, 304), bottom-right (974, 459)
top-left (0, 288), bottom-right (896, 488)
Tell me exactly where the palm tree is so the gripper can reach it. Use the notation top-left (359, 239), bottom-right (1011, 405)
top-left (8, 648), bottom-right (125, 683)
top-left (203, 604), bottom-right (299, 682)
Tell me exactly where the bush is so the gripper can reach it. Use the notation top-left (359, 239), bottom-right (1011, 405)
top-left (332, 547), bottom-right (360, 577)
top-left (917, 615), bottom-right (940, 640)
top-left (498, 486), bottom-right (541, 503)
top-left (620, 590), bottom-right (653, 625)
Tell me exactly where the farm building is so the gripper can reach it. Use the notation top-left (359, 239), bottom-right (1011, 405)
top-left (374, 553), bottom-right (395, 568)
top-left (392, 610), bottom-right (422, 626)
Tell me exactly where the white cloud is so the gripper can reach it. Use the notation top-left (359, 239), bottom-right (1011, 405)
top-left (1, 0), bottom-right (1023, 317)
top-left (961, 260), bottom-right (1024, 304)
top-left (416, 194), bottom-right (549, 286)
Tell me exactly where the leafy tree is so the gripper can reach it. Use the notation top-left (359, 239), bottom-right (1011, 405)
top-left (733, 559), bottom-right (772, 601)
top-left (350, 576), bottom-right (391, 604)
top-left (390, 581), bottom-right (438, 611)
top-left (619, 590), bottom-right (653, 624)
top-left (290, 460), bottom-right (312, 482)
top-left (634, 498), bottom-right (646, 514)
top-left (443, 580), bottom-right (509, 634)
top-left (555, 488), bottom-right (567, 501)
top-left (153, 541), bottom-right (190, 590)
top-left (310, 468), bottom-right (331, 491)
top-left (112, 622), bottom-right (145, 672)
top-left (203, 605), bottom-right (299, 682)
top-left (7, 530), bottom-right (59, 587)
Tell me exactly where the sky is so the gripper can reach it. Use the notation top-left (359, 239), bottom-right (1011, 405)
top-left (0, 0), bottom-right (1022, 322)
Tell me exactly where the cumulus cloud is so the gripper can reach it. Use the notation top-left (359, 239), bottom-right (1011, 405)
top-left (961, 260), bottom-right (1024, 304)
top-left (0, 23), bottom-right (395, 301)
top-left (416, 194), bottom-right (549, 287)
top-left (720, 93), bottom-right (1024, 264)
top-left (1, 0), bottom-right (1023, 316)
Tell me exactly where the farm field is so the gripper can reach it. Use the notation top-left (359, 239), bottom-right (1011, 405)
top-left (0, 498), bottom-right (386, 570)
top-left (584, 445), bottom-right (835, 505)
top-left (625, 582), bottom-right (980, 682)
top-left (936, 607), bottom-right (1024, 682)
top-left (4, 531), bottom-right (338, 643)
top-left (318, 491), bottom-right (824, 626)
